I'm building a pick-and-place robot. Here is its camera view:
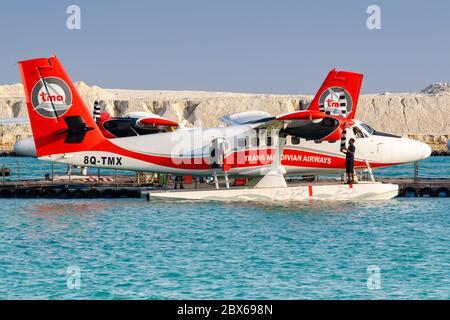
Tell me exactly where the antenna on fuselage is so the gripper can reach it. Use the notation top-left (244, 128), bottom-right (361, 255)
top-left (37, 65), bottom-right (60, 122)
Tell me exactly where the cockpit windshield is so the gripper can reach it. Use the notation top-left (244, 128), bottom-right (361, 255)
top-left (353, 126), bottom-right (367, 138)
top-left (359, 123), bottom-right (375, 135)
top-left (357, 122), bottom-right (401, 138)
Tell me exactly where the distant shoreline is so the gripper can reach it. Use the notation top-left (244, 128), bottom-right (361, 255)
top-left (1, 82), bottom-right (449, 152)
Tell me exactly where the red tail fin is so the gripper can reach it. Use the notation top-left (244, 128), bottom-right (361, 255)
top-left (18, 55), bottom-right (105, 157)
top-left (308, 69), bottom-right (363, 120)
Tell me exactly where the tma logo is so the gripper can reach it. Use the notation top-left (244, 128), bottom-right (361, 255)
top-left (39, 91), bottom-right (64, 102)
top-left (31, 77), bottom-right (72, 118)
top-left (318, 87), bottom-right (352, 117)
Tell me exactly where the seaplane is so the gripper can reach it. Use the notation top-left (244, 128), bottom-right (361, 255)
top-left (17, 55), bottom-right (432, 201)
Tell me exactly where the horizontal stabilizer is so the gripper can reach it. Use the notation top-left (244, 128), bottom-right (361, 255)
top-left (60, 115), bottom-right (93, 144)
top-left (220, 111), bottom-right (273, 126)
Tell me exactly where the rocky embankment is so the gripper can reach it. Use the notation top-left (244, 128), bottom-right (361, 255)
top-left (0, 82), bottom-right (449, 151)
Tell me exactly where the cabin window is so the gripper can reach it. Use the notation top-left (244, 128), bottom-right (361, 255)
top-left (314, 140), bottom-right (322, 144)
top-left (237, 138), bottom-right (247, 148)
top-left (291, 136), bottom-right (300, 145)
top-left (266, 136), bottom-right (273, 147)
top-left (250, 137), bottom-right (259, 147)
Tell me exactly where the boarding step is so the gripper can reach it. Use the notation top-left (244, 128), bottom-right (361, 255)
top-left (212, 169), bottom-right (230, 189)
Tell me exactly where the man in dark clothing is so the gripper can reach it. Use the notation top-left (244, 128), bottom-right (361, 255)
top-left (341, 138), bottom-right (356, 184)
top-left (174, 175), bottom-right (184, 189)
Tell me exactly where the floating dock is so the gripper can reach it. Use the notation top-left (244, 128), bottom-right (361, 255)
top-left (380, 178), bottom-right (450, 197)
top-left (0, 176), bottom-right (448, 199)
top-left (0, 175), bottom-right (143, 199)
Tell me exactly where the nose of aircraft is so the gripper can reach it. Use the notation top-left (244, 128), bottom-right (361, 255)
top-left (420, 142), bottom-right (432, 160)
top-left (388, 138), bottom-right (432, 163)
top-left (13, 137), bottom-right (37, 157)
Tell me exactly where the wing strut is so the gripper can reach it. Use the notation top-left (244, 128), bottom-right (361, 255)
top-left (254, 132), bottom-right (288, 189)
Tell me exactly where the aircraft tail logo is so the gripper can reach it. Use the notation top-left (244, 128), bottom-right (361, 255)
top-left (318, 86), bottom-right (352, 117)
top-left (31, 77), bottom-right (72, 118)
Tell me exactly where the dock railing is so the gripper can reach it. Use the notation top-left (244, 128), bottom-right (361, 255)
top-left (0, 155), bottom-right (139, 186)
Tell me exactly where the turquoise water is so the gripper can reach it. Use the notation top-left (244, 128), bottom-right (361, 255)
top-left (0, 157), bottom-right (449, 299)
top-left (375, 156), bottom-right (450, 178)
top-left (1, 155), bottom-right (448, 181)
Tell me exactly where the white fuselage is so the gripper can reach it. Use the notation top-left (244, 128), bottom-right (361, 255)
top-left (41, 120), bottom-right (432, 177)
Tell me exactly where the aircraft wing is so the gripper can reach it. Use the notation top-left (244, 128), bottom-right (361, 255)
top-left (136, 117), bottom-right (179, 128)
top-left (122, 112), bottom-right (179, 128)
top-left (0, 117), bottom-right (30, 125)
top-left (251, 110), bottom-right (352, 141)
top-left (220, 111), bottom-right (272, 126)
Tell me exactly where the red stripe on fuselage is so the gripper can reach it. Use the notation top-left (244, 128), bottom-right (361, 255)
top-left (225, 148), bottom-right (397, 170)
top-left (95, 140), bottom-right (211, 170)
top-left (92, 141), bottom-right (399, 171)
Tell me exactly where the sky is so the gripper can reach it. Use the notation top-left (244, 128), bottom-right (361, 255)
top-left (0, 0), bottom-right (449, 94)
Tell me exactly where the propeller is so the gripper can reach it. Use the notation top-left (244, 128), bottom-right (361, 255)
top-left (339, 119), bottom-right (353, 152)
